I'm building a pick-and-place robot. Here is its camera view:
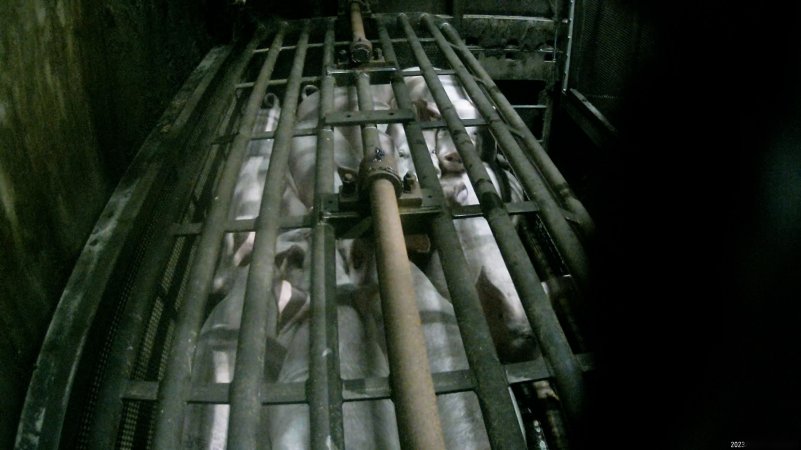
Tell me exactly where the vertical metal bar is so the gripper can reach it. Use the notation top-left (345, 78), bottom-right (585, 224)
top-left (309, 18), bottom-right (345, 450)
top-left (561, 0), bottom-right (578, 93)
top-left (400, 13), bottom-right (586, 434)
top-left (421, 14), bottom-right (590, 289)
top-left (84, 42), bottom-right (249, 450)
top-left (226, 21), bottom-right (311, 450)
top-left (355, 73), bottom-right (447, 450)
top-left (376, 19), bottom-right (528, 450)
top-left (439, 21), bottom-right (595, 239)
top-left (150, 24), bottom-right (288, 450)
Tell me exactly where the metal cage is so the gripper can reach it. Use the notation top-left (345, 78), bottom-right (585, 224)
top-left (16, 10), bottom-right (595, 450)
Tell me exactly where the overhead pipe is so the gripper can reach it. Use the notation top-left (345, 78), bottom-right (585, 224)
top-left (225, 21), bottom-right (312, 450)
top-left (355, 71), bottom-right (447, 450)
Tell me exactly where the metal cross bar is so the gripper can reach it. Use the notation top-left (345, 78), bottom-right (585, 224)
top-left (376, 18), bottom-right (529, 450)
top-left (225, 21), bottom-right (311, 450)
top-left (439, 20), bottom-right (596, 239)
top-left (149, 23), bottom-right (288, 450)
top-left (400, 12), bottom-right (587, 435)
top-left (422, 14), bottom-right (591, 289)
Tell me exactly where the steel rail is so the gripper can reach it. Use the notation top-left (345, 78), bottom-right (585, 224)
top-left (419, 14), bottom-right (590, 289)
top-left (308, 18), bottom-right (345, 450)
top-left (225, 21), bottom-right (311, 450)
top-left (438, 20), bottom-right (595, 239)
top-left (149, 23), bottom-right (288, 450)
top-left (400, 13), bottom-right (586, 433)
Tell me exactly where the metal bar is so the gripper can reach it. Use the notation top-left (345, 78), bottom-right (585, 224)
top-left (235, 75), bottom-right (320, 90)
top-left (426, 16), bottom-right (591, 288)
top-left (350, 1), bottom-right (372, 64)
top-left (308, 18), bottom-right (345, 450)
top-left (402, 13), bottom-right (586, 434)
top-left (377, 19), bottom-right (528, 450)
top-left (443, 24), bottom-right (593, 238)
top-left (355, 72), bottom-right (447, 450)
top-left (149, 24), bottom-right (288, 450)
top-left (84, 43), bottom-right (247, 450)
top-left (253, 36), bottom-right (437, 54)
top-left (561, 0), bottom-right (577, 93)
top-left (226, 21), bottom-right (311, 450)
top-left (14, 43), bottom-right (235, 450)
top-left (323, 108), bottom-right (415, 126)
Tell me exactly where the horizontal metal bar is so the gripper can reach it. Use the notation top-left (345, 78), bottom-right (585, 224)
top-left (418, 117), bottom-right (488, 129)
top-left (235, 75), bottom-right (320, 90)
top-left (512, 104), bottom-right (548, 109)
top-left (170, 214), bottom-right (310, 236)
top-left (122, 353), bottom-right (596, 403)
top-left (451, 200), bottom-right (541, 219)
top-left (251, 37), bottom-right (438, 54)
top-left (323, 108), bottom-right (415, 126)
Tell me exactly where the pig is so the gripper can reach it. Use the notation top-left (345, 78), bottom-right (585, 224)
top-left (387, 67), bottom-right (483, 176)
top-left (432, 162), bottom-right (536, 363)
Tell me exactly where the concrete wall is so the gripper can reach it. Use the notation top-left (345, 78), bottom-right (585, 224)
top-left (0, 0), bottom-right (215, 446)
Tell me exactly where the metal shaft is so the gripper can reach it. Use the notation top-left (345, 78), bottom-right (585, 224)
top-left (439, 20), bottom-right (595, 239)
top-left (308, 18), bottom-right (345, 450)
top-left (150, 24), bottom-right (287, 450)
top-left (400, 13), bottom-right (585, 433)
top-left (376, 19), bottom-right (529, 449)
top-left (420, 14), bottom-right (590, 289)
top-left (355, 72), bottom-right (446, 450)
top-left (226, 21), bottom-right (311, 450)
top-left (350, 0), bottom-right (373, 64)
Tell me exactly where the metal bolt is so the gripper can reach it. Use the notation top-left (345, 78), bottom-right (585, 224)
top-left (342, 172), bottom-right (356, 194)
top-left (402, 172), bottom-right (417, 192)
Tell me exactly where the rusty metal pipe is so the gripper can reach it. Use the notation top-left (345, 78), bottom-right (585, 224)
top-left (350, 0), bottom-right (373, 64)
top-left (355, 72), bottom-right (446, 450)
top-left (370, 179), bottom-right (447, 450)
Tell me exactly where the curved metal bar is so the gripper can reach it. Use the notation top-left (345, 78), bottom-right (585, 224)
top-left (149, 23), bottom-right (289, 450)
top-left (225, 20), bottom-right (311, 450)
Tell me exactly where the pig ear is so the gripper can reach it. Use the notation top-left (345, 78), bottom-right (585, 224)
top-left (475, 267), bottom-right (510, 325)
top-left (413, 99), bottom-right (441, 121)
top-left (263, 92), bottom-right (280, 109)
top-left (302, 84), bottom-right (319, 100)
top-left (274, 280), bottom-right (310, 332)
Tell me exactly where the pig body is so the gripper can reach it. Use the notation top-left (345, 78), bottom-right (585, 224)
top-left (435, 163), bottom-right (535, 363)
top-left (388, 67), bottom-right (482, 176)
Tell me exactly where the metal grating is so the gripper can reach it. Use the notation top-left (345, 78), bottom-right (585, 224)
top-left (16, 11), bottom-right (598, 450)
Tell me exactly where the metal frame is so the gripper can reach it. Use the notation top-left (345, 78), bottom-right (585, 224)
top-left (16, 12), bottom-right (595, 450)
